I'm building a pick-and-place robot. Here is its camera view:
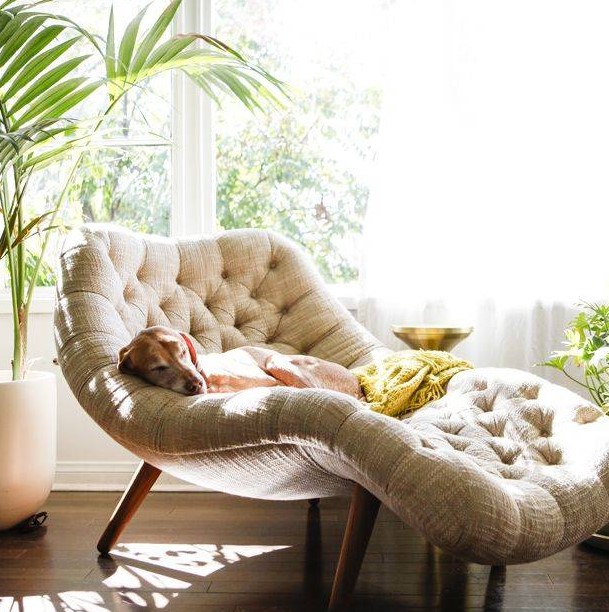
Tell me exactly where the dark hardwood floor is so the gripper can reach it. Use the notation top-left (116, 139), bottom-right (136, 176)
top-left (1, 491), bottom-right (609, 611)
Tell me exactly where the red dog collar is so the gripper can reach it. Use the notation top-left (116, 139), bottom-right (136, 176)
top-left (180, 332), bottom-right (198, 366)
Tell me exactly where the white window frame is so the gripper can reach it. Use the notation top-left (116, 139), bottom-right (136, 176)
top-left (171, 0), bottom-right (216, 237)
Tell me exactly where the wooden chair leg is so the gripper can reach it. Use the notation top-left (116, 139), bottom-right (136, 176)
top-left (97, 460), bottom-right (161, 555)
top-left (328, 483), bottom-right (381, 611)
top-left (304, 499), bottom-right (324, 608)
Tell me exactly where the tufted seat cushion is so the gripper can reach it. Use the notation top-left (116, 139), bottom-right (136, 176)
top-left (395, 368), bottom-right (609, 562)
top-left (55, 224), bottom-right (609, 565)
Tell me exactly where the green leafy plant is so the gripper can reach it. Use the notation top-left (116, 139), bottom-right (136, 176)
top-left (542, 301), bottom-right (609, 411)
top-left (0, 0), bottom-right (285, 381)
top-left (215, 0), bottom-right (381, 283)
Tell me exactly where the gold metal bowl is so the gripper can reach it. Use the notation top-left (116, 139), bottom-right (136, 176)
top-left (392, 325), bottom-right (474, 351)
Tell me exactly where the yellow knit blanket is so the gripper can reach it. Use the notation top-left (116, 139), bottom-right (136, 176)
top-left (353, 350), bottom-right (473, 418)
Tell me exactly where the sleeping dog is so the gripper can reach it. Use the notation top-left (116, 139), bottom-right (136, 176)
top-left (118, 325), bottom-right (363, 399)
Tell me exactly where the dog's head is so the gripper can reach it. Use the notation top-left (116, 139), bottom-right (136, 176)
top-left (118, 326), bottom-right (207, 395)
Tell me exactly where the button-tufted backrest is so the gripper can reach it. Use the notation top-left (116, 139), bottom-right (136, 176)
top-left (55, 225), bottom-right (385, 399)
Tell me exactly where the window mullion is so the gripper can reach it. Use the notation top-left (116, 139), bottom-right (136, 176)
top-left (171, 0), bottom-right (215, 237)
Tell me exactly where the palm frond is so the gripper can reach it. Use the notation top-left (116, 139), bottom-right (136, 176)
top-left (105, 6), bottom-right (115, 85)
top-left (0, 13), bottom-right (47, 67)
top-left (8, 54), bottom-right (91, 116)
top-left (0, 22), bottom-right (64, 86)
top-left (116, 4), bottom-right (148, 78)
top-left (0, 210), bottom-right (57, 260)
top-left (3, 36), bottom-right (81, 99)
top-left (129, 0), bottom-right (180, 76)
top-left (0, 115), bottom-right (81, 177)
top-left (106, 2), bottom-right (289, 109)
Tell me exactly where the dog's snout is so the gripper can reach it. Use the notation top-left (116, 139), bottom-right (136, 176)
top-left (187, 376), bottom-right (205, 395)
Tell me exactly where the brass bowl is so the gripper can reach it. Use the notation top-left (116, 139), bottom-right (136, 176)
top-left (392, 325), bottom-right (474, 351)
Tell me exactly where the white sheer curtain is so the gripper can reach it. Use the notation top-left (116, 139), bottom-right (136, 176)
top-left (360, 1), bottom-right (609, 384)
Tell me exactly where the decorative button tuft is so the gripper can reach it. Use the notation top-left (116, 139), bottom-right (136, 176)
top-left (269, 260), bottom-right (278, 269)
top-left (281, 307), bottom-right (289, 315)
top-left (221, 270), bottom-right (228, 279)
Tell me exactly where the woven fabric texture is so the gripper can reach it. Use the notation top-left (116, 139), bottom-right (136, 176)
top-left (55, 224), bottom-right (609, 564)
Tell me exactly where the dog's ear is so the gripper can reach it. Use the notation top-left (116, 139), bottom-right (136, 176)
top-left (118, 346), bottom-right (133, 373)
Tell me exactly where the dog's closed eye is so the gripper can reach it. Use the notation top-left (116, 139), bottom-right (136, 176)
top-left (152, 365), bottom-right (169, 372)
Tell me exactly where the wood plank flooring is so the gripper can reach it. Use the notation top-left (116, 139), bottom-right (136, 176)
top-left (1, 491), bottom-right (609, 611)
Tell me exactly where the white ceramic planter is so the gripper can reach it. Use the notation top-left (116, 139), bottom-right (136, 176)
top-left (0, 370), bottom-right (56, 530)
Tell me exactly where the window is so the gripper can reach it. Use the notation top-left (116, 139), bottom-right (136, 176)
top-left (1, 0), bottom-right (389, 294)
top-left (0, 0), bottom-right (174, 291)
top-left (46, 0), bottom-right (173, 237)
top-left (214, 0), bottom-right (389, 283)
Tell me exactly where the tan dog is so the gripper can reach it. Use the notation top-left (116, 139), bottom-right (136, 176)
top-left (118, 325), bottom-right (363, 399)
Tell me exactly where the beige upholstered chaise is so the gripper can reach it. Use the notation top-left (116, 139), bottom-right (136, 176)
top-left (55, 225), bottom-right (609, 609)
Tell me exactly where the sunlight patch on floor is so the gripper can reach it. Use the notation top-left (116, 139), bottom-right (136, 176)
top-left (1, 591), bottom-right (182, 612)
top-left (57, 591), bottom-right (111, 612)
top-left (1, 592), bottom-right (109, 612)
top-left (110, 542), bottom-right (291, 578)
top-left (102, 564), bottom-right (190, 589)
top-left (2, 595), bottom-right (54, 612)
top-left (0, 543), bottom-right (292, 611)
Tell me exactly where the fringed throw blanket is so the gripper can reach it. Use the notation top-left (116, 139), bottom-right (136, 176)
top-left (354, 350), bottom-right (473, 418)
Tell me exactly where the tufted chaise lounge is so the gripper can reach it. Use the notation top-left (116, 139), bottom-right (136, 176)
top-left (55, 224), bottom-right (609, 609)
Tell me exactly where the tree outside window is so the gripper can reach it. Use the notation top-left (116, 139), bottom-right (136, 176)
top-left (215, 0), bottom-right (388, 283)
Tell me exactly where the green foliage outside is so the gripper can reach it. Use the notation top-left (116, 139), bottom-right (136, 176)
top-left (68, 147), bottom-right (171, 235)
top-left (66, 83), bottom-right (171, 238)
top-left (543, 302), bottom-right (609, 410)
top-left (215, 0), bottom-right (382, 283)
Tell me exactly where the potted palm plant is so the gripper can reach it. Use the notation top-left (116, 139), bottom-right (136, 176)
top-left (0, 0), bottom-right (284, 530)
